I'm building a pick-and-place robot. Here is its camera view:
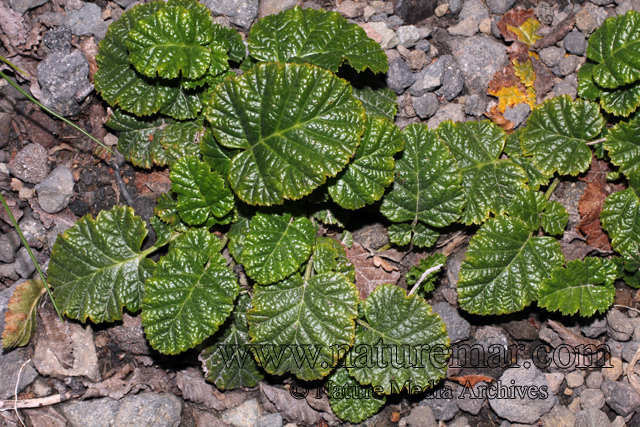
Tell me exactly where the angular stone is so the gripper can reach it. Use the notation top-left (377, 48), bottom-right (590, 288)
top-left (0, 112), bottom-right (12, 148)
top-left (35, 165), bottom-right (75, 214)
top-left (564, 30), bottom-right (587, 56)
top-left (37, 49), bottom-right (90, 117)
top-left (0, 230), bottom-right (20, 263)
top-left (9, 143), bottom-right (50, 184)
top-left (7, 0), bottom-right (49, 15)
top-left (580, 389), bottom-right (605, 410)
top-left (201, 0), bottom-right (259, 29)
top-left (0, 347), bottom-right (39, 399)
top-left (258, 0), bottom-right (297, 17)
top-left (369, 21), bottom-right (398, 49)
top-left (539, 46), bottom-right (565, 68)
top-left (409, 58), bottom-right (444, 96)
top-left (413, 93), bottom-right (439, 119)
top-left (13, 246), bottom-right (35, 278)
top-left (486, 0), bottom-right (517, 14)
top-left (221, 398), bottom-right (264, 427)
top-left (608, 309), bottom-right (633, 341)
top-left (386, 58), bottom-right (415, 94)
top-left (393, 0), bottom-right (437, 25)
top-left (404, 406), bottom-right (437, 427)
top-left (432, 302), bottom-right (470, 343)
top-left (448, 16), bottom-right (478, 37)
top-left (397, 25), bottom-right (421, 47)
top-left (541, 404), bottom-right (576, 427)
top-left (575, 407), bottom-right (612, 427)
top-left (601, 379), bottom-right (640, 416)
top-left (64, 3), bottom-right (106, 37)
top-left (449, 35), bottom-right (508, 94)
top-left (427, 103), bottom-right (465, 129)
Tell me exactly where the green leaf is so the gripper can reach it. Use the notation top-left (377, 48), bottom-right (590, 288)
top-left (142, 229), bottom-right (238, 354)
top-left (438, 120), bottom-right (527, 225)
top-left (313, 236), bottom-right (355, 282)
top-left (199, 294), bottom-right (264, 390)
top-left (520, 96), bottom-right (604, 176)
top-left (211, 23), bottom-right (246, 64)
top-left (328, 117), bottom-right (404, 210)
top-left (577, 63), bottom-right (602, 102)
top-left (2, 279), bottom-right (46, 350)
top-left (601, 179), bottom-right (640, 254)
top-left (600, 82), bottom-right (640, 117)
top-left (227, 213), bottom-right (251, 263)
top-left (247, 6), bottom-right (388, 74)
top-left (509, 155), bottom-right (551, 191)
top-left (106, 109), bottom-right (168, 168)
top-left (605, 116), bottom-right (640, 176)
top-left (406, 253), bottom-right (447, 295)
top-left (538, 258), bottom-right (617, 316)
top-left (201, 127), bottom-right (239, 177)
top-left (412, 223), bottom-right (439, 248)
top-left (342, 230), bottom-right (353, 249)
top-left (309, 202), bottom-right (351, 228)
top-left (381, 124), bottom-right (464, 233)
top-left (457, 215), bottom-right (565, 315)
top-left (160, 119), bottom-right (204, 164)
top-left (388, 223), bottom-right (412, 246)
top-left (587, 10), bottom-right (640, 89)
top-left (205, 62), bottom-right (366, 206)
top-left (127, 5), bottom-right (214, 80)
top-left (327, 366), bottom-right (386, 423)
top-left (541, 201), bottom-right (569, 236)
top-left (155, 192), bottom-right (181, 226)
top-left (348, 284), bottom-right (449, 394)
top-left (242, 212), bottom-right (316, 284)
top-left (159, 86), bottom-right (203, 120)
top-left (170, 155), bottom-right (235, 226)
top-left (94, 2), bottom-right (179, 116)
top-left (352, 86), bottom-right (398, 121)
top-left (247, 271), bottom-right (359, 380)
top-left (49, 206), bottom-right (157, 323)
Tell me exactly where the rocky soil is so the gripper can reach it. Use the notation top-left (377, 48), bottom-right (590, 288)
top-left (1, 0), bottom-right (640, 426)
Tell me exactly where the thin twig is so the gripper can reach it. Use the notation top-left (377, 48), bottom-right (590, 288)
top-left (614, 304), bottom-right (640, 315)
top-left (544, 177), bottom-right (560, 201)
top-left (586, 137), bottom-right (607, 146)
top-left (110, 161), bottom-right (134, 206)
top-left (408, 264), bottom-right (444, 296)
top-left (13, 359), bottom-right (30, 426)
top-left (0, 392), bottom-right (73, 411)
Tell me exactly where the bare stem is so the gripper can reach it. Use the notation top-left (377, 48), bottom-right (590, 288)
top-left (586, 137), bottom-right (607, 146)
top-left (408, 263), bottom-right (444, 296)
top-left (544, 177), bottom-right (560, 201)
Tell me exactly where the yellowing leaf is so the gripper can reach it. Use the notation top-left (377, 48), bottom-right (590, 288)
top-left (507, 18), bottom-right (542, 46)
top-left (2, 279), bottom-right (46, 349)
top-left (489, 85), bottom-right (530, 113)
top-left (513, 59), bottom-right (536, 88)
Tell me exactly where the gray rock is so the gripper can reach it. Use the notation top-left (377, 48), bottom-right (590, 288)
top-left (61, 398), bottom-right (122, 427)
top-left (393, 0), bottom-right (437, 25)
top-left (541, 404), bottom-right (576, 427)
top-left (459, 0), bottom-right (489, 21)
top-left (566, 371), bottom-right (585, 388)
top-left (9, 143), bottom-right (49, 184)
top-left (580, 389), bottom-right (605, 409)
top-left (201, 0), bottom-right (259, 29)
top-left (64, 3), bottom-right (106, 37)
top-left (539, 46), bottom-right (566, 68)
top-left (0, 347), bottom-right (39, 399)
top-left (575, 407), bottom-right (612, 427)
top-left (419, 384), bottom-right (458, 421)
top-left (256, 413), bottom-right (283, 427)
top-left (432, 302), bottom-right (471, 343)
top-left (37, 49), bottom-right (90, 117)
top-left (413, 93), bottom-right (439, 119)
top-left (437, 55), bottom-right (464, 101)
top-left (0, 264), bottom-right (18, 281)
top-left (449, 0), bottom-right (462, 14)
top-left (559, 55), bottom-right (581, 76)
top-left (464, 94), bottom-right (486, 116)
top-left (486, 0), bottom-right (516, 14)
top-left (43, 27), bottom-right (72, 54)
top-left (601, 379), bottom-right (640, 416)
top-left (503, 103), bottom-right (530, 128)
top-left (114, 393), bottom-right (182, 427)
top-left (590, 0), bottom-right (614, 5)
top-left (489, 361), bottom-right (555, 424)
top-left (397, 25), bottom-right (421, 47)
top-left (113, 0), bottom-right (136, 8)
top-left (0, 112), bottom-right (13, 149)
top-left (449, 417), bottom-right (471, 427)
top-left (221, 398), bottom-right (263, 427)
top-left (13, 246), bottom-right (35, 279)
top-left (7, 0), bottom-right (49, 14)
top-left (409, 58), bottom-right (444, 96)
top-left (456, 382), bottom-right (485, 415)
top-left (35, 165), bottom-right (75, 214)
top-left (385, 15), bottom-right (404, 30)
top-left (258, 0), bottom-right (296, 16)
top-left (416, 39), bottom-right (431, 52)
top-left (564, 30), bottom-right (587, 56)
top-left (448, 16), bottom-right (478, 36)
top-left (404, 406), bottom-right (437, 427)
top-left (18, 214), bottom-right (48, 248)
top-left (576, 7), bottom-right (598, 35)
top-left (545, 373), bottom-right (563, 395)
top-left (623, 341), bottom-right (640, 362)
top-left (582, 317), bottom-right (607, 338)
top-left (369, 22), bottom-right (398, 49)
top-left (536, 2), bottom-right (555, 25)
top-left (608, 309), bottom-right (634, 341)
top-left (616, 1), bottom-right (635, 16)
top-left (427, 103), bottom-right (465, 129)
top-left (337, 0), bottom-right (365, 18)
top-left (0, 231), bottom-right (20, 263)
top-left (554, 74), bottom-right (578, 99)
top-left (449, 35), bottom-right (508, 94)
top-left (586, 371), bottom-right (604, 389)
top-left (386, 58), bottom-right (415, 94)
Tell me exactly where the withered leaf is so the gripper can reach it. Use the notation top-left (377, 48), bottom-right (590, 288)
top-left (25, 407), bottom-right (67, 427)
top-left (531, 57), bottom-right (555, 98)
top-left (176, 368), bottom-right (247, 411)
top-left (260, 383), bottom-right (324, 426)
top-left (497, 8), bottom-right (540, 44)
top-left (373, 255), bottom-right (397, 272)
top-left (39, 302), bottom-right (74, 369)
top-left (450, 375), bottom-right (495, 388)
top-left (345, 242), bottom-right (401, 300)
top-left (2, 279), bottom-right (46, 350)
top-left (485, 105), bottom-right (515, 131)
top-left (0, 0), bottom-right (27, 49)
top-left (578, 154), bottom-right (615, 251)
top-left (559, 229), bottom-right (608, 261)
top-left (506, 41), bottom-right (530, 63)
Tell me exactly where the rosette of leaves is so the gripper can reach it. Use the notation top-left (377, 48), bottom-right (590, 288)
top-left (538, 258), bottom-right (617, 317)
top-left (380, 124), bottom-right (464, 247)
top-left (457, 215), bottom-right (565, 315)
top-left (94, 0), bottom-right (244, 119)
top-left (199, 294), bottom-right (264, 390)
top-left (519, 96), bottom-right (604, 176)
top-left (205, 62), bottom-right (366, 206)
top-left (246, 6), bottom-right (388, 74)
top-left (327, 366), bottom-right (386, 423)
top-left (348, 284), bottom-right (450, 394)
top-left (578, 62), bottom-right (640, 117)
top-left (438, 120), bottom-right (527, 225)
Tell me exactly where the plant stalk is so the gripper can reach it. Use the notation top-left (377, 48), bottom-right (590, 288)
top-left (0, 192), bottom-right (63, 322)
top-left (544, 177), bottom-right (560, 201)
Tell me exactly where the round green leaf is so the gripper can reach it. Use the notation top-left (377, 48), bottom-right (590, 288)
top-left (348, 284), bottom-right (450, 395)
top-left (247, 272), bottom-right (359, 380)
top-left (127, 5), bottom-right (214, 80)
top-left (605, 116), bottom-right (640, 176)
top-left (329, 117), bottom-right (404, 210)
top-left (199, 293), bottom-right (264, 390)
top-left (205, 62), bottom-right (366, 206)
top-left (142, 229), bottom-right (239, 354)
top-left (601, 181), bottom-right (640, 254)
top-left (587, 11), bottom-right (640, 89)
top-left (106, 109), bottom-right (168, 168)
top-left (507, 189), bottom-right (546, 232)
top-left (201, 127), bottom-right (239, 177)
top-left (577, 63), bottom-right (603, 102)
top-left (49, 206), bottom-right (156, 323)
top-left (247, 6), bottom-right (388, 74)
top-left (242, 212), bottom-right (316, 285)
top-left (170, 155), bottom-right (235, 226)
top-left (352, 86), bottom-right (398, 121)
top-left (457, 215), bottom-right (565, 315)
top-left (158, 86), bottom-right (203, 120)
top-left (438, 120), bottom-right (527, 225)
top-left (520, 96), bottom-right (604, 176)
top-left (327, 366), bottom-right (386, 423)
top-left (387, 223), bottom-right (412, 246)
top-left (538, 258), bottom-right (616, 317)
top-left (600, 82), bottom-right (640, 117)
top-left (541, 200), bottom-right (569, 236)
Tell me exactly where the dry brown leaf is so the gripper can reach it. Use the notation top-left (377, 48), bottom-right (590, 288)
top-left (559, 229), bottom-right (609, 261)
top-left (531, 57), bottom-right (554, 98)
top-left (345, 242), bottom-right (401, 300)
top-left (135, 170), bottom-right (171, 195)
top-left (547, 319), bottom-right (603, 349)
top-left (0, 0), bottom-right (27, 49)
top-left (176, 368), bottom-right (247, 411)
top-left (506, 41), bottom-right (530, 63)
top-left (485, 105), bottom-right (515, 131)
top-left (25, 407), bottom-right (67, 427)
top-left (2, 279), bottom-right (45, 349)
top-left (497, 8), bottom-right (539, 43)
top-left (578, 154), bottom-right (615, 251)
top-left (373, 255), bottom-right (397, 272)
top-left (260, 383), bottom-right (323, 426)
top-left (450, 374), bottom-right (495, 388)
top-left (83, 364), bottom-right (139, 399)
top-left (39, 302), bottom-right (74, 369)
top-left (80, 37), bottom-right (99, 80)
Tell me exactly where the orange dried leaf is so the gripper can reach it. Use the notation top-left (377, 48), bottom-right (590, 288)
top-left (498, 8), bottom-right (540, 44)
top-left (2, 279), bottom-right (46, 350)
top-left (490, 85), bottom-right (530, 112)
top-left (450, 375), bottom-right (496, 388)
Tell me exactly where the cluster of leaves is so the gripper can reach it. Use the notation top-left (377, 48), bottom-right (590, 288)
top-left (7, 4), bottom-right (640, 424)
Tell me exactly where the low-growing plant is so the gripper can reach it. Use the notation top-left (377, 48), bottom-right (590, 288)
top-left (4, 3), bottom-right (640, 423)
